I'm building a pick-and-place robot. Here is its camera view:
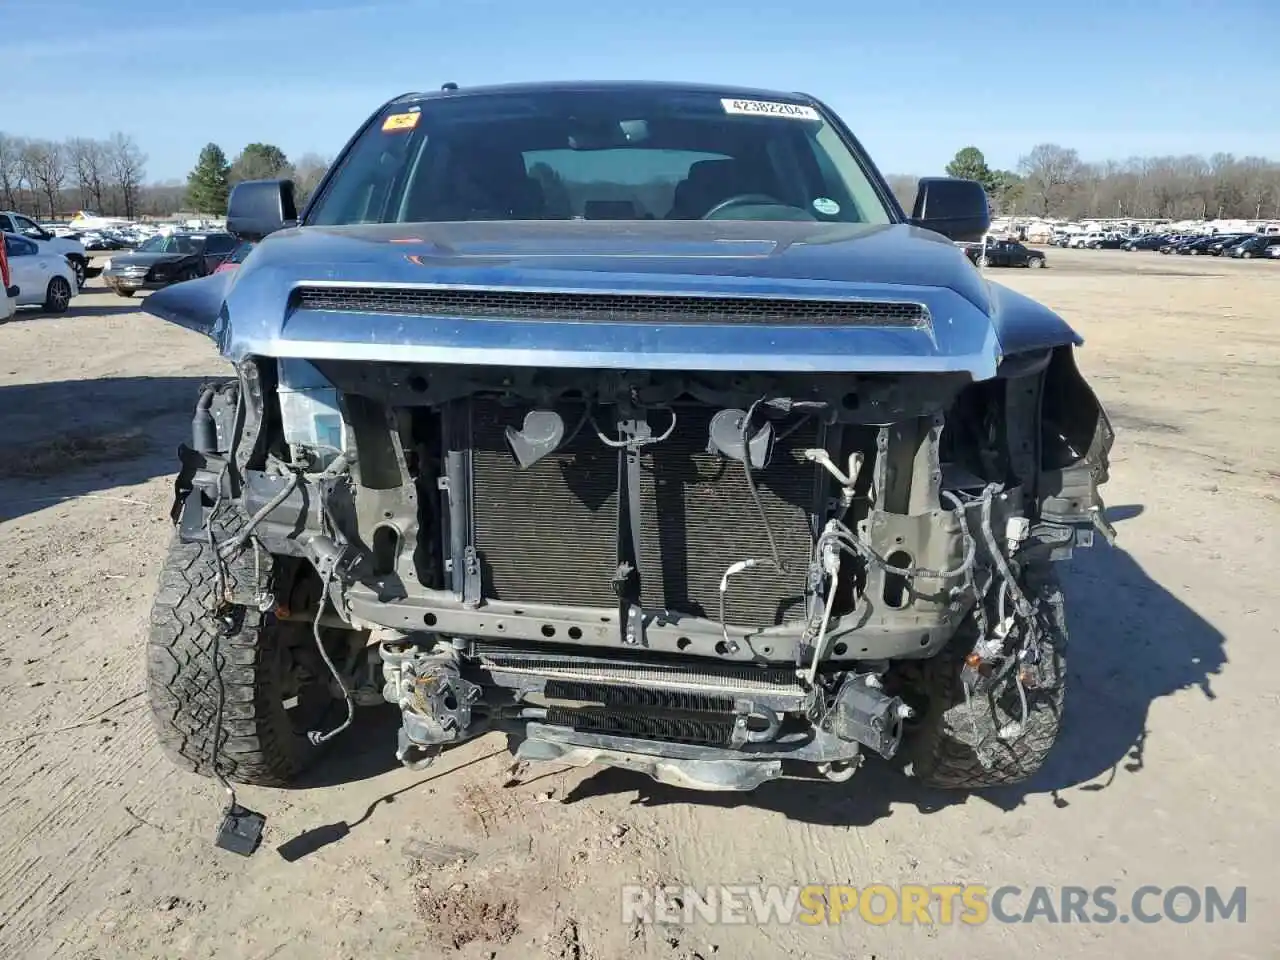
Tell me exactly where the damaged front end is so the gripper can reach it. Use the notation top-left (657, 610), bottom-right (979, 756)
top-left (172, 340), bottom-right (1112, 791)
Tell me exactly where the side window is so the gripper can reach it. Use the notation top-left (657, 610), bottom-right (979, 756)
top-left (204, 235), bottom-right (237, 255)
top-left (14, 215), bottom-right (43, 238)
top-left (0, 215), bottom-right (12, 233)
top-left (5, 235), bottom-right (36, 257)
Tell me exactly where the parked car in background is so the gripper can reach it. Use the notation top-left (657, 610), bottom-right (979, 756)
top-left (1202, 234), bottom-right (1252, 256)
top-left (1122, 234), bottom-right (1168, 251)
top-left (213, 240), bottom-right (255, 275)
top-left (1174, 236), bottom-right (1219, 255)
top-left (1086, 234), bottom-right (1126, 250)
top-left (2, 232), bottom-right (77, 313)
top-left (101, 231), bottom-right (238, 296)
top-left (0, 211), bottom-right (90, 289)
top-left (1160, 235), bottom-right (1200, 254)
top-left (962, 238), bottom-right (1047, 268)
top-left (1227, 235), bottom-right (1280, 259)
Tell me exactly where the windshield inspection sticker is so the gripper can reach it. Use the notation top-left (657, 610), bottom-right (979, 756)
top-left (812, 197), bottom-right (840, 215)
top-left (382, 111), bottom-right (421, 132)
top-left (721, 98), bottom-right (820, 120)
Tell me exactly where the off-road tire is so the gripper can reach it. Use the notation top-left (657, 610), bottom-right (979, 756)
top-left (903, 565), bottom-right (1065, 789)
top-left (146, 505), bottom-right (324, 786)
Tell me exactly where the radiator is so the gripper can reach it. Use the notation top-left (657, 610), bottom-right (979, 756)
top-left (467, 399), bottom-right (821, 628)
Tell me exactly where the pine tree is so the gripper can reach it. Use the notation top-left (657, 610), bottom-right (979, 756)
top-left (229, 143), bottom-right (292, 185)
top-left (186, 143), bottom-right (231, 215)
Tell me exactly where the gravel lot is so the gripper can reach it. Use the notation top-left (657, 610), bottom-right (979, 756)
top-left (1, 248), bottom-right (1277, 959)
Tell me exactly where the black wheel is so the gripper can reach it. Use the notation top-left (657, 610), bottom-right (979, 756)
top-left (146, 505), bottom-right (334, 786)
top-left (114, 287), bottom-right (135, 298)
top-left (977, 255), bottom-right (990, 267)
top-left (44, 276), bottom-right (72, 313)
top-left (1028, 256), bottom-right (1045, 269)
top-left (70, 257), bottom-right (87, 289)
top-left (902, 565), bottom-right (1065, 789)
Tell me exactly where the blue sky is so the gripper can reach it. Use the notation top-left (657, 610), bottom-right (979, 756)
top-left (4, 0), bottom-right (1277, 183)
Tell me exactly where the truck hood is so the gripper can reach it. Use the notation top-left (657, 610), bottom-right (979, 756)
top-left (144, 220), bottom-right (1082, 378)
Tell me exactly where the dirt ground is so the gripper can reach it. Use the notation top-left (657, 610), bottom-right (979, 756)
top-left (1, 248), bottom-right (1277, 959)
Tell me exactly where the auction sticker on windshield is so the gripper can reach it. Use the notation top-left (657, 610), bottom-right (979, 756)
top-left (382, 111), bottom-right (421, 132)
top-left (721, 98), bottom-right (820, 120)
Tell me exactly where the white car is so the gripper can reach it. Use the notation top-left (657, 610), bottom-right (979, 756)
top-left (2, 232), bottom-right (78, 313)
top-left (0, 210), bottom-right (90, 289)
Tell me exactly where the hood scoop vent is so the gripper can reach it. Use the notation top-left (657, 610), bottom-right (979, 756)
top-left (290, 285), bottom-right (929, 328)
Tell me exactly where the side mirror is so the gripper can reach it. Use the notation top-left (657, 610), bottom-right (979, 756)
top-left (6, 285), bottom-right (18, 299)
top-left (908, 177), bottom-right (991, 242)
top-left (227, 179), bottom-right (298, 242)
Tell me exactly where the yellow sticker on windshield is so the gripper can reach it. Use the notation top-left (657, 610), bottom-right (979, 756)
top-left (382, 111), bottom-right (421, 132)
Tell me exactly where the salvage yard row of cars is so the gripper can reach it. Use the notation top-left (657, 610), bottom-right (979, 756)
top-left (0, 224), bottom-right (251, 319)
top-left (1053, 228), bottom-right (1280, 258)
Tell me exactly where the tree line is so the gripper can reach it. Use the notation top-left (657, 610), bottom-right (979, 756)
top-left (0, 132), bottom-right (148, 219)
top-left (4, 127), bottom-right (1278, 225)
top-left (891, 145), bottom-right (1280, 222)
top-left (185, 143), bottom-right (331, 216)
top-left (0, 130), bottom-right (331, 221)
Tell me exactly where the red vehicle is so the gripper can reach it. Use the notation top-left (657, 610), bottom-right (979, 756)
top-left (213, 240), bottom-right (255, 275)
top-left (1, 234), bottom-right (15, 322)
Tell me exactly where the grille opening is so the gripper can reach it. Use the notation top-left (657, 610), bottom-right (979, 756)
top-left (293, 286), bottom-right (929, 328)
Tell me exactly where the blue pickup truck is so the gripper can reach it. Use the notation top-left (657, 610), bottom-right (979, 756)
top-left (142, 81), bottom-right (1114, 808)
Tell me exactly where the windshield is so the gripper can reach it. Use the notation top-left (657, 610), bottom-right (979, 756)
top-left (137, 235), bottom-right (201, 254)
top-left (307, 88), bottom-right (893, 226)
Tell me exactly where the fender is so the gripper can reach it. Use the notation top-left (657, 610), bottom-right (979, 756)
top-left (141, 271), bottom-right (233, 342)
top-left (986, 280), bottom-right (1083, 358)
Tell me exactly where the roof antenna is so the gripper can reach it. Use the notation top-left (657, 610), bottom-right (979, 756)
top-left (441, 82), bottom-right (459, 92)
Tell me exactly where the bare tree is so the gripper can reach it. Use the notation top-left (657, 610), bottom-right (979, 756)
top-left (21, 140), bottom-right (68, 218)
top-left (18, 141), bottom-right (46, 216)
top-left (66, 137), bottom-right (110, 212)
top-left (885, 174), bottom-right (919, 211)
top-left (106, 132), bottom-right (147, 219)
top-left (0, 133), bottom-right (24, 210)
top-left (290, 152), bottom-right (332, 205)
top-left (1016, 144), bottom-right (1083, 216)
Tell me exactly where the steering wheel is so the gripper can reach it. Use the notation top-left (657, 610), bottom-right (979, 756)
top-left (701, 193), bottom-right (785, 219)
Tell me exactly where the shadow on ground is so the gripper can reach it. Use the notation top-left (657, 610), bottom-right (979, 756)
top-left (554, 503), bottom-right (1226, 825)
top-left (276, 708), bottom-right (503, 862)
top-left (0, 375), bottom-right (211, 522)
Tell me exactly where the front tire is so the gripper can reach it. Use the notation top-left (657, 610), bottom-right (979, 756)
top-left (146, 506), bottom-right (330, 786)
top-left (44, 276), bottom-right (72, 313)
top-left (1028, 256), bottom-right (1045, 269)
top-left (903, 566), bottom-right (1065, 789)
top-left (69, 257), bottom-right (87, 289)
